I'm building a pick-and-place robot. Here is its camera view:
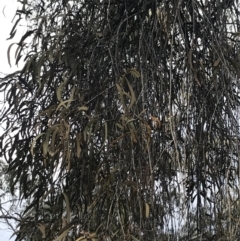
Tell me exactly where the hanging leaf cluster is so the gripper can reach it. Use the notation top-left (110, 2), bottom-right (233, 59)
top-left (1, 0), bottom-right (240, 240)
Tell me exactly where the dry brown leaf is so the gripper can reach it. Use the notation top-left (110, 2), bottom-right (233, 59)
top-left (213, 57), bottom-right (221, 67)
top-left (150, 116), bottom-right (161, 129)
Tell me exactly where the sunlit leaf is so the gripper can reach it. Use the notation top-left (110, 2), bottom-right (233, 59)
top-left (128, 68), bottom-right (140, 78)
top-left (145, 203), bottom-right (150, 218)
top-left (37, 223), bottom-right (46, 238)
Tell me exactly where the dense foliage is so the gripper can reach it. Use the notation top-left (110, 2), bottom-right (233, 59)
top-left (1, 0), bottom-right (240, 240)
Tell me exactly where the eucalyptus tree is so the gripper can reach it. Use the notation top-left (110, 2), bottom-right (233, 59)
top-left (1, 0), bottom-right (240, 240)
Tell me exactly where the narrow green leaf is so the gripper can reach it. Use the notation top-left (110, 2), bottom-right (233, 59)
top-left (63, 193), bottom-right (71, 223)
top-left (7, 43), bottom-right (16, 67)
